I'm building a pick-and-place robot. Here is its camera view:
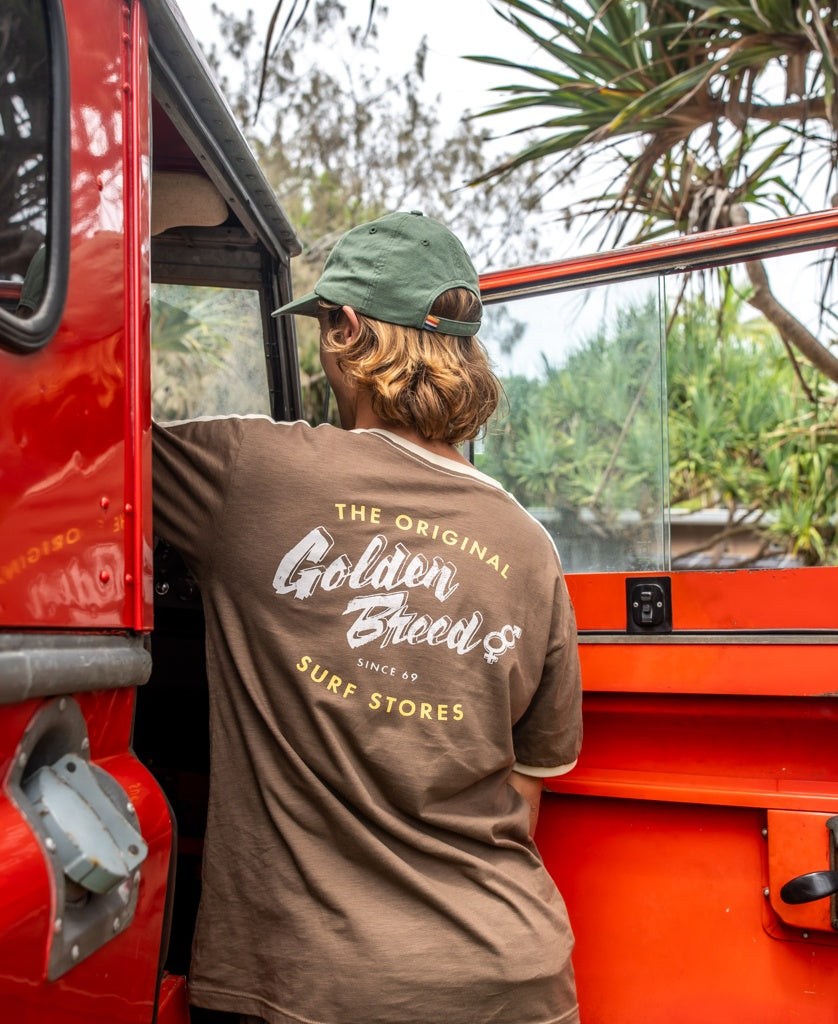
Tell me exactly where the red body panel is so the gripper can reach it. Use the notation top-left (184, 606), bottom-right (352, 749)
top-left (535, 476), bottom-right (838, 1019)
top-left (538, 796), bottom-right (838, 1024)
top-left (0, 2), bottom-right (173, 1021)
top-left (0, 0), bottom-right (152, 632)
top-left (0, 691), bottom-right (173, 1023)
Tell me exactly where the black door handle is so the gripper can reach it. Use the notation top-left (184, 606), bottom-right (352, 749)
top-left (780, 870), bottom-right (838, 905)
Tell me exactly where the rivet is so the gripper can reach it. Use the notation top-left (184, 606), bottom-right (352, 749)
top-left (70, 945), bottom-right (80, 961)
top-left (763, 887), bottom-right (770, 897)
top-left (81, 737), bottom-right (90, 751)
top-left (802, 931), bottom-right (810, 939)
top-left (124, 503), bottom-right (134, 515)
top-left (100, 496), bottom-right (109, 510)
top-left (125, 574), bottom-right (134, 586)
top-left (54, 917), bottom-right (63, 934)
top-left (126, 801), bottom-right (135, 815)
top-left (18, 752), bottom-right (27, 768)
top-left (45, 837), bottom-right (57, 853)
top-left (99, 570), bottom-right (110, 584)
top-left (58, 698), bottom-right (66, 712)
top-left (113, 917), bottom-right (121, 933)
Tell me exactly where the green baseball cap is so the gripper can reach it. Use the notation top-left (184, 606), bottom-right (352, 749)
top-left (272, 210), bottom-right (482, 336)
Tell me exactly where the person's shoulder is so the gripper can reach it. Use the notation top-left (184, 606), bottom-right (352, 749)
top-left (475, 478), bottom-right (565, 566)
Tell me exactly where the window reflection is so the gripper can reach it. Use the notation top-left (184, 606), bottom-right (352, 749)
top-left (0, 0), bottom-right (49, 319)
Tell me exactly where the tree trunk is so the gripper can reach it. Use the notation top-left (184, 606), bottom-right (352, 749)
top-left (730, 205), bottom-right (838, 384)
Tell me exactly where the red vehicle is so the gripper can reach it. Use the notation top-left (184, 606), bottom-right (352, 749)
top-left (1, 1), bottom-right (837, 1022)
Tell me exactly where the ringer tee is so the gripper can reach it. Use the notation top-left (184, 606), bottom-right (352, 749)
top-left (152, 416), bottom-right (583, 1024)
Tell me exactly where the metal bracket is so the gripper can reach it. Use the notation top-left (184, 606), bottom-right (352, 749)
top-left (6, 698), bottom-right (148, 979)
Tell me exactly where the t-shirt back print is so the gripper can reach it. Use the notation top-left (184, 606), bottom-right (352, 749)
top-left (273, 502), bottom-right (524, 726)
top-left (151, 415), bottom-right (583, 1024)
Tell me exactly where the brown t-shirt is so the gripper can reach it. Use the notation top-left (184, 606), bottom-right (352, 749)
top-left (152, 417), bottom-right (582, 1024)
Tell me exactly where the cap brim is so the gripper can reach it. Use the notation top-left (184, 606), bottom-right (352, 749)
top-left (271, 291), bottom-right (321, 318)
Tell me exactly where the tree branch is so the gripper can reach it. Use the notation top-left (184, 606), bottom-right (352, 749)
top-left (729, 204), bottom-right (838, 384)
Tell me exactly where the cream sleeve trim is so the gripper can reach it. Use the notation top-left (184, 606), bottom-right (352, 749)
top-left (513, 759), bottom-right (578, 779)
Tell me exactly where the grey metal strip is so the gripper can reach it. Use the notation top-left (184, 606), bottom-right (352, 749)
top-left (0, 634), bottom-right (151, 705)
top-left (580, 633), bottom-right (838, 645)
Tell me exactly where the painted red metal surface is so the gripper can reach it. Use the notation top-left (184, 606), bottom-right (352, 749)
top-left (538, 795), bottom-right (838, 1024)
top-left (487, 229), bottom-right (838, 1018)
top-left (548, 692), bottom-right (838, 811)
top-left (0, 690), bottom-right (174, 1023)
top-left (156, 973), bottom-right (191, 1024)
top-left (568, 568), bottom-right (838, 633)
top-left (0, 3), bottom-right (178, 1022)
top-left (481, 207), bottom-right (838, 296)
top-left (0, 0), bottom-right (152, 632)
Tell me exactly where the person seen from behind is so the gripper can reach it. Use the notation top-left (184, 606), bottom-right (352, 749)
top-left (152, 210), bottom-right (583, 1024)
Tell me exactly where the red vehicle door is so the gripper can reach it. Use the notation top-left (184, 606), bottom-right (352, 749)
top-left (0, 1), bottom-right (300, 1021)
top-left (478, 211), bottom-right (838, 1022)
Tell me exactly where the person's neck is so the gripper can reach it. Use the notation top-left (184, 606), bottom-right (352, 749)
top-left (352, 408), bottom-right (471, 467)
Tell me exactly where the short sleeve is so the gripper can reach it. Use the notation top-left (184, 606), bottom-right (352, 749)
top-left (512, 574), bottom-right (582, 777)
top-left (152, 417), bottom-right (248, 579)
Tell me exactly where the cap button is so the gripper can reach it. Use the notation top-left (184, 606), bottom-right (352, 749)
top-left (409, 210), bottom-right (424, 217)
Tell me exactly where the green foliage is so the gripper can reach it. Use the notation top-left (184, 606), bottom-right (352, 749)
top-left (479, 296), bottom-right (667, 569)
top-left (478, 291), bottom-right (838, 567)
top-left (151, 286), bottom-right (270, 421)
top-left (471, 0), bottom-right (838, 238)
top-left (667, 289), bottom-right (838, 564)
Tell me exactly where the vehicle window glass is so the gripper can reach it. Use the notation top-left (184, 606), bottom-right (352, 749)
top-left (666, 248), bottom-right (837, 570)
top-left (0, 0), bottom-right (49, 319)
top-left (480, 246), bottom-right (838, 573)
top-left (478, 279), bottom-right (668, 574)
top-left (151, 284), bottom-right (270, 420)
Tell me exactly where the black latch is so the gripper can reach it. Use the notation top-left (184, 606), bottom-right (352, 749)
top-left (626, 576), bottom-right (672, 634)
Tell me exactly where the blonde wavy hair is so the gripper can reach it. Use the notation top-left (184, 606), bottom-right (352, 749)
top-left (319, 289), bottom-right (500, 444)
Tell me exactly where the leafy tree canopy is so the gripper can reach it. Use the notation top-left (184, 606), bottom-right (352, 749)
top-left (468, 1), bottom-right (838, 382)
top-left (203, 1), bottom-right (552, 417)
